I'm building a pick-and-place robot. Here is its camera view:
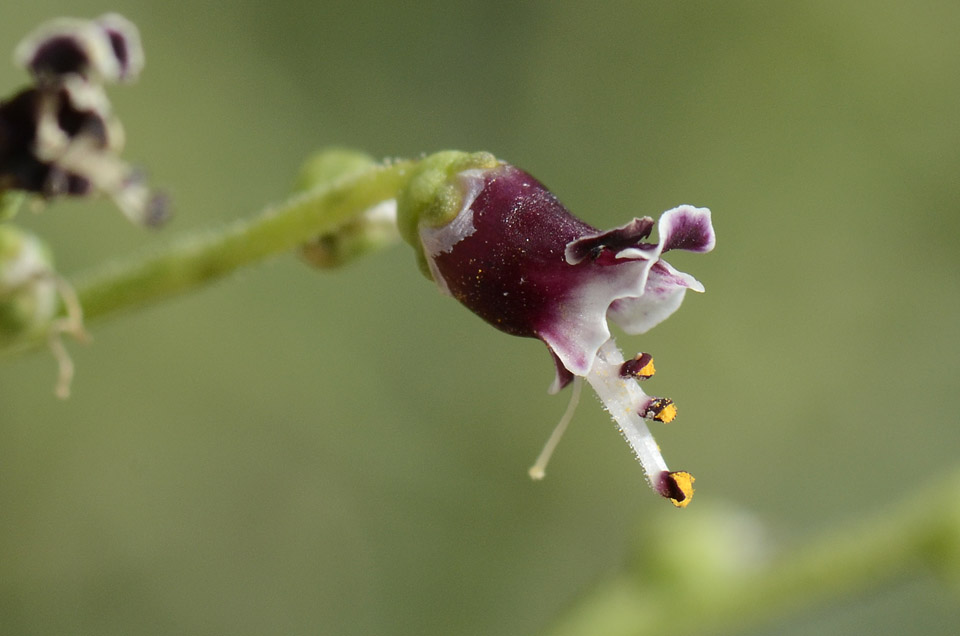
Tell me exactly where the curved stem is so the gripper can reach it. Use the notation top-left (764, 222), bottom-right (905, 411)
top-left (542, 467), bottom-right (960, 636)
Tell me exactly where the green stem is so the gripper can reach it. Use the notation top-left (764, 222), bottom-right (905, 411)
top-left (75, 159), bottom-right (414, 322)
top-left (543, 467), bottom-right (960, 636)
top-left (0, 157), bottom-right (415, 358)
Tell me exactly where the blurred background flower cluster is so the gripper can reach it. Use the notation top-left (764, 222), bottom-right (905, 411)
top-left (1, 1), bottom-right (958, 635)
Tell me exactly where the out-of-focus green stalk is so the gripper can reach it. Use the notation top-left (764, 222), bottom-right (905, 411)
top-left (76, 158), bottom-right (414, 322)
top-left (0, 156), bottom-right (414, 357)
top-left (543, 467), bottom-right (960, 636)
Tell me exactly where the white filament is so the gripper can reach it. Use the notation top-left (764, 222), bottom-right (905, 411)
top-left (528, 377), bottom-right (583, 480)
top-left (584, 339), bottom-right (669, 490)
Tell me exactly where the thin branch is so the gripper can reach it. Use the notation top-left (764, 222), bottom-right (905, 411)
top-left (76, 159), bottom-right (414, 321)
top-left (542, 467), bottom-right (960, 636)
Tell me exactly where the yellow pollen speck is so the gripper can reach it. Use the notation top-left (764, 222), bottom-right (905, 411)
top-left (668, 472), bottom-right (695, 508)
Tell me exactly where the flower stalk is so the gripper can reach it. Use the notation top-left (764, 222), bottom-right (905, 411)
top-left (74, 158), bottom-right (414, 323)
top-left (0, 155), bottom-right (413, 359)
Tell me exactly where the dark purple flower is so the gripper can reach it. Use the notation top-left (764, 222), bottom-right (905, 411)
top-left (1, 14), bottom-right (166, 226)
top-left (399, 153), bottom-right (715, 505)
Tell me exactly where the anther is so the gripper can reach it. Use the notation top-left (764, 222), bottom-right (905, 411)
top-left (620, 352), bottom-right (655, 380)
top-left (658, 470), bottom-right (695, 508)
top-left (643, 397), bottom-right (677, 423)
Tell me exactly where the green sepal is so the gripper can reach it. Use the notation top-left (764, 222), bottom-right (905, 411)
top-left (395, 150), bottom-right (499, 279)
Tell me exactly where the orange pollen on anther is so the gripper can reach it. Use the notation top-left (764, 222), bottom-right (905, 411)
top-left (662, 471), bottom-right (695, 508)
top-left (638, 359), bottom-right (655, 377)
top-left (645, 398), bottom-right (677, 423)
top-left (620, 353), bottom-right (655, 380)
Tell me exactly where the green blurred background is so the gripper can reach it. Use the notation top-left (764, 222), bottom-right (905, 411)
top-left (2, 1), bottom-right (959, 634)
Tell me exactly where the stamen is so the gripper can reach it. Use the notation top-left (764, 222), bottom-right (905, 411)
top-left (52, 137), bottom-right (170, 227)
top-left (528, 377), bottom-right (583, 480)
top-left (658, 470), bottom-right (695, 508)
top-left (620, 352), bottom-right (655, 380)
top-left (585, 339), bottom-right (679, 496)
top-left (643, 397), bottom-right (677, 423)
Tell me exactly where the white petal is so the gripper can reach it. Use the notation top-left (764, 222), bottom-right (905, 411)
top-left (607, 260), bottom-right (704, 334)
top-left (538, 258), bottom-right (655, 376)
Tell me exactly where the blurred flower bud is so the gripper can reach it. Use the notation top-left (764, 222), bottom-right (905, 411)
top-left (0, 224), bottom-right (86, 397)
top-left (296, 149), bottom-right (402, 269)
top-left (0, 224), bottom-right (58, 344)
top-left (630, 502), bottom-right (769, 593)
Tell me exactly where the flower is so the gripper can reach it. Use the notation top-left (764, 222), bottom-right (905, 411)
top-left (397, 152), bottom-right (715, 506)
top-left (0, 14), bottom-right (167, 226)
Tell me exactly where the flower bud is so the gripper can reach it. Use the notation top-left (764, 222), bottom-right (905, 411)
top-left (0, 224), bottom-right (86, 397)
top-left (296, 149), bottom-right (401, 269)
top-left (0, 224), bottom-right (58, 346)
